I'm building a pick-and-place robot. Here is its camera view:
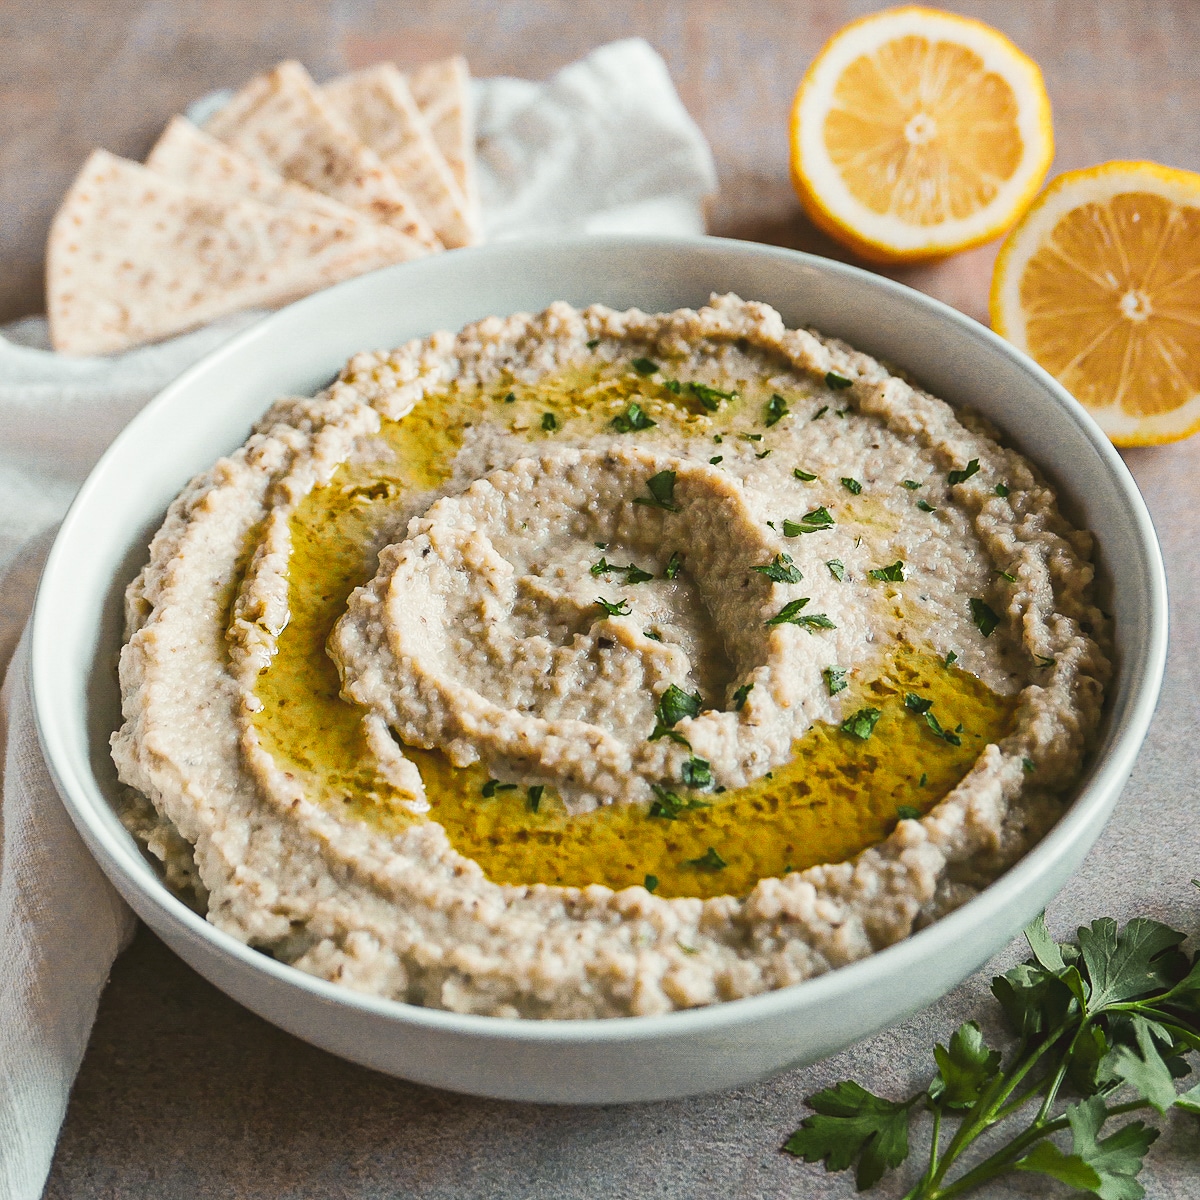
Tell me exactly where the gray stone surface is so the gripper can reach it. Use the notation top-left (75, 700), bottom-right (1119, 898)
top-left (42, 440), bottom-right (1200, 1198)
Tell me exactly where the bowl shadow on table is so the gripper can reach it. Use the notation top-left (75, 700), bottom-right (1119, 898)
top-left (43, 926), bottom-right (820, 1200)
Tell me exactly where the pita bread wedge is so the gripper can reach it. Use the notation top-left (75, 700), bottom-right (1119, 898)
top-left (47, 150), bottom-right (418, 355)
top-left (205, 61), bottom-right (442, 252)
top-left (148, 115), bottom-right (359, 221)
top-left (406, 56), bottom-right (481, 232)
top-left (323, 64), bottom-right (479, 248)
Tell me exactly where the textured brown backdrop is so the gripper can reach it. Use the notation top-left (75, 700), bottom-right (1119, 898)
top-left (5, 1), bottom-right (1199, 1196)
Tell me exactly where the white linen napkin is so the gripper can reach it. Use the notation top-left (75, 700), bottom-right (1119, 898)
top-left (0, 37), bottom-right (715, 1199)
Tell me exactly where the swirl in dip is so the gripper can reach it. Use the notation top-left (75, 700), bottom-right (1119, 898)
top-left (112, 295), bottom-right (1111, 1018)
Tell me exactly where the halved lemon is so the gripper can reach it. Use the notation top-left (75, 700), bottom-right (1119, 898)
top-left (992, 161), bottom-right (1200, 446)
top-left (789, 6), bottom-right (1054, 263)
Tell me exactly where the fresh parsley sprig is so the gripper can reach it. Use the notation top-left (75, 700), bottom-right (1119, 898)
top-left (784, 905), bottom-right (1200, 1199)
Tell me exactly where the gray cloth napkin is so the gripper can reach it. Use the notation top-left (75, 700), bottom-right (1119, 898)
top-left (0, 38), bottom-right (716, 1199)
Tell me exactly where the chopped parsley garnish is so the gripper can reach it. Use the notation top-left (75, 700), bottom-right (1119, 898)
top-left (586, 337), bottom-right (600, 349)
top-left (841, 707), bottom-right (882, 740)
top-left (527, 785), bottom-right (544, 812)
top-left (481, 779), bottom-right (518, 797)
top-left (825, 371), bottom-right (853, 390)
top-left (783, 506), bottom-right (834, 536)
top-left (624, 563), bottom-right (654, 584)
top-left (825, 666), bottom-right (848, 695)
top-left (901, 479), bottom-right (922, 490)
top-left (688, 381), bottom-right (737, 411)
top-left (812, 405), bottom-right (829, 420)
top-left (631, 356), bottom-right (659, 375)
top-left (970, 597), bottom-right (1000, 638)
top-left (713, 433), bottom-right (723, 443)
top-left (916, 499), bottom-right (937, 512)
top-left (765, 393), bottom-right (789, 426)
top-left (765, 597), bottom-right (810, 625)
top-left (752, 552), bottom-right (803, 583)
top-left (896, 805), bottom-right (921, 820)
top-left (905, 693), bottom-right (962, 745)
top-left (684, 846), bottom-right (727, 871)
top-left (868, 560), bottom-right (906, 582)
top-left (944, 650), bottom-right (958, 666)
top-left (664, 551), bottom-right (683, 579)
top-left (767, 599), bottom-right (836, 631)
top-left (541, 412), bottom-right (558, 431)
top-left (663, 379), bottom-right (682, 394)
top-left (836, 408), bottom-right (849, 418)
top-left (1022, 756), bottom-right (1036, 773)
top-left (794, 467), bottom-right (818, 481)
top-left (648, 784), bottom-right (709, 819)
top-left (742, 432), bottom-right (763, 442)
top-left (590, 556), bottom-right (611, 576)
top-left (947, 458), bottom-right (981, 485)
top-left (633, 469), bottom-right (680, 511)
top-left (732, 682), bottom-right (754, 711)
top-left (710, 455), bottom-right (723, 464)
top-left (826, 559), bottom-right (845, 581)
top-left (611, 401), bottom-right (656, 433)
top-left (644, 874), bottom-right (659, 893)
top-left (644, 629), bottom-right (663, 642)
top-left (918, 772), bottom-right (927, 786)
top-left (995, 481), bottom-right (1010, 497)
top-left (756, 449), bottom-right (772, 459)
top-left (681, 756), bottom-right (714, 789)
top-left (998, 569), bottom-right (1017, 582)
top-left (595, 596), bottom-right (631, 617)
top-left (1034, 654), bottom-right (1057, 668)
top-left (841, 477), bottom-right (863, 495)
top-left (656, 684), bottom-right (702, 727)
top-left (503, 391), bottom-right (516, 403)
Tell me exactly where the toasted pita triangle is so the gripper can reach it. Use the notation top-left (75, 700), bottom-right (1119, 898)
top-left (323, 64), bottom-right (479, 248)
top-left (205, 61), bottom-right (443, 252)
top-left (406, 56), bottom-right (480, 232)
top-left (47, 150), bottom-right (416, 355)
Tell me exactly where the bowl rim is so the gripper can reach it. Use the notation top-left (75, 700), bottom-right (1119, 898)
top-left (31, 231), bottom-right (1169, 1045)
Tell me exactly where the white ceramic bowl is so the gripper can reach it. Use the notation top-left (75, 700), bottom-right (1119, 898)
top-left (32, 235), bottom-right (1166, 1104)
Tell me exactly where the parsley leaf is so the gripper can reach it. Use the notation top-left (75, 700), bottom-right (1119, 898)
top-left (664, 550), bottom-right (683, 579)
top-left (784, 1081), bottom-right (911, 1191)
top-left (825, 371), bottom-right (854, 391)
top-left (897, 805), bottom-right (921, 820)
top-left (710, 455), bottom-right (723, 464)
top-left (688, 381), bottom-right (736, 411)
top-left (541, 412), bottom-right (558, 432)
top-left (812, 405), bottom-right (829, 420)
top-left (765, 597), bottom-right (810, 625)
top-left (917, 499), bottom-right (937, 512)
top-left (752, 552), bottom-right (803, 583)
top-left (656, 683), bottom-right (702, 727)
top-left (901, 479), bottom-right (922, 490)
top-left (826, 558), bottom-right (845, 581)
top-left (783, 506), bottom-right (834, 536)
top-left (631, 356), bottom-right (659, 375)
top-left (948, 458), bottom-right (981, 485)
top-left (643, 873), bottom-right (659, 892)
top-left (868, 560), bottom-right (906, 582)
top-left (594, 597), bottom-right (631, 617)
top-left (970, 598), bottom-right (1000, 637)
top-left (681, 756), bottom-right (714, 789)
top-left (922, 710), bottom-right (962, 746)
top-left (928, 1022), bottom-right (1003, 1110)
top-left (586, 337), bottom-right (601, 349)
top-left (527, 785), bottom-right (544, 812)
top-left (765, 393), bottom-right (789, 426)
top-left (683, 846), bottom-right (727, 871)
top-left (794, 467), bottom-right (818, 481)
top-left (825, 665), bottom-right (848, 695)
top-left (732, 682), bottom-right (754, 711)
top-left (945, 650), bottom-right (958, 666)
top-left (841, 707), bottom-right (882, 740)
top-left (995, 481), bottom-right (1011, 497)
top-left (633, 469), bottom-right (680, 512)
top-left (481, 779), bottom-right (518, 797)
top-left (903, 692), bottom-right (933, 715)
top-left (611, 401), bottom-right (656, 433)
top-left (648, 784), bottom-right (709, 820)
